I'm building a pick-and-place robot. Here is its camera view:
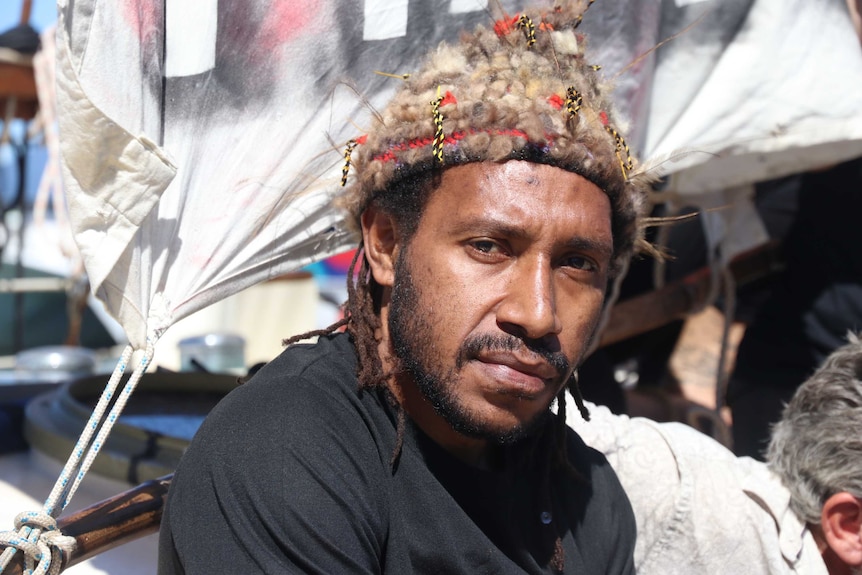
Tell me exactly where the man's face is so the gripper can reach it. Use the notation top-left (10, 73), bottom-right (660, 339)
top-left (369, 160), bottom-right (613, 451)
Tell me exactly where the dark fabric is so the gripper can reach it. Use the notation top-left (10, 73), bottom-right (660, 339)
top-left (727, 157), bottom-right (862, 459)
top-left (578, 347), bottom-right (628, 414)
top-left (579, 204), bottom-right (700, 395)
top-left (0, 24), bottom-right (40, 54)
top-left (159, 332), bottom-right (636, 575)
top-left (0, 399), bottom-right (28, 454)
top-left (728, 385), bottom-right (796, 460)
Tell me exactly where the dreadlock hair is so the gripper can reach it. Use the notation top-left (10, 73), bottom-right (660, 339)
top-left (345, 170), bottom-right (442, 467)
top-left (554, 371), bottom-right (591, 478)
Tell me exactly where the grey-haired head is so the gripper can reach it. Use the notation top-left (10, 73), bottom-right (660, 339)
top-left (767, 333), bottom-right (862, 525)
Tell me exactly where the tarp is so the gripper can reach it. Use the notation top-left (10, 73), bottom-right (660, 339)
top-left (57, 0), bottom-right (862, 350)
top-left (646, 0), bottom-right (862, 194)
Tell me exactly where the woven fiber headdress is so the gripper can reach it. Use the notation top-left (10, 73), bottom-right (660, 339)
top-left (340, 1), bottom-right (649, 278)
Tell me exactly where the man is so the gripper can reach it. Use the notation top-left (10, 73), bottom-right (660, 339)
top-left (768, 333), bottom-right (862, 574)
top-left (159, 4), bottom-right (647, 574)
top-left (569, 333), bottom-right (862, 574)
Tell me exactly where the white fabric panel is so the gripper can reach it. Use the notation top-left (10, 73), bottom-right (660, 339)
top-left (645, 0), bottom-right (862, 194)
top-left (449, 0), bottom-right (489, 14)
top-left (55, 0), bottom-right (862, 351)
top-left (362, 0), bottom-right (409, 40)
top-left (165, 0), bottom-right (218, 77)
top-left (56, 28), bottom-right (176, 338)
top-left (690, 185), bottom-right (769, 266)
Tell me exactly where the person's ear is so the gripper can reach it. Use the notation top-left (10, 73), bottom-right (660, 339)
top-left (361, 205), bottom-right (399, 288)
top-left (820, 492), bottom-right (862, 567)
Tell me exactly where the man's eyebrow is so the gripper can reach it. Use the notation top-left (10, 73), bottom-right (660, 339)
top-left (448, 215), bottom-right (614, 258)
top-left (447, 215), bottom-right (530, 240)
top-left (563, 236), bottom-right (614, 261)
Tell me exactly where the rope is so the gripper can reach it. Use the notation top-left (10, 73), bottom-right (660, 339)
top-left (0, 339), bottom-right (156, 574)
top-left (0, 513), bottom-right (76, 575)
top-left (714, 268), bottom-right (736, 412)
top-left (43, 345), bottom-right (134, 515)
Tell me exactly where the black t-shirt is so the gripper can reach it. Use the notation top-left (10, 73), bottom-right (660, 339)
top-left (158, 333), bottom-right (636, 574)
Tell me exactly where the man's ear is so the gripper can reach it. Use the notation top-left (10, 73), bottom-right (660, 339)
top-left (361, 205), bottom-right (399, 288)
top-left (820, 491), bottom-right (862, 567)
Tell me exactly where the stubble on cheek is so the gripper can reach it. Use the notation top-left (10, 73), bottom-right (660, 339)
top-left (388, 252), bottom-right (572, 443)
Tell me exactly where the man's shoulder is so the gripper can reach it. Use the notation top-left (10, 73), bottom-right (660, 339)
top-left (252, 331), bottom-right (357, 386)
top-left (187, 332), bottom-right (378, 456)
top-left (170, 330), bottom-right (393, 500)
top-left (161, 335), bottom-right (396, 574)
top-left (556, 417), bottom-right (636, 517)
top-left (561, 417), bottom-right (623, 482)
top-left (549, 418), bottom-right (637, 573)
top-left (223, 332), bottom-right (359, 410)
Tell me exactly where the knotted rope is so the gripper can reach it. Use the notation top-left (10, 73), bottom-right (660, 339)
top-left (0, 513), bottom-right (77, 575)
top-left (0, 339), bottom-right (156, 574)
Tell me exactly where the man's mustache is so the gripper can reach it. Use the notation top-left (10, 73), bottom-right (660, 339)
top-left (457, 333), bottom-right (570, 379)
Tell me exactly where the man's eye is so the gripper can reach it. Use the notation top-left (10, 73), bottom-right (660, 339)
top-left (562, 255), bottom-right (597, 272)
top-left (471, 240), bottom-right (500, 254)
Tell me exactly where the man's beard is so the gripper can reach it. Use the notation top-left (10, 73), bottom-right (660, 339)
top-left (387, 250), bottom-right (571, 444)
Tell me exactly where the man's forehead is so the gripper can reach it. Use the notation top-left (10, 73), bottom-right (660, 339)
top-left (432, 161), bottom-right (607, 203)
top-left (423, 161), bottom-right (612, 237)
top-left (440, 159), bottom-right (577, 179)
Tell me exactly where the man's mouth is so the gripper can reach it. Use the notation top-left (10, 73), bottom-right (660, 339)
top-left (457, 333), bottom-right (570, 398)
top-left (473, 351), bottom-right (562, 398)
top-left (477, 350), bottom-right (559, 380)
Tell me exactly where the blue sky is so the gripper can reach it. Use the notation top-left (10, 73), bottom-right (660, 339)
top-left (1, 1), bottom-right (57, 33)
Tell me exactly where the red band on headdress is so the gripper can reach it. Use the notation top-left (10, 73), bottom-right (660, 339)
top-left (373, 128), bottom-right (540, 163)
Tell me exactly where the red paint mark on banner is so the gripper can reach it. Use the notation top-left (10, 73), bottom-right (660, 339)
top-left (121, 0), bottom-right (163, 46)
top-left (257, 0), bottom-right (322, 50)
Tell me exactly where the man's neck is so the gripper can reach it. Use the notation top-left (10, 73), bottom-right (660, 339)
top-left (822, 549), bottom-right (854, 575)
top-left (811, 524), bottom-right (854, 575)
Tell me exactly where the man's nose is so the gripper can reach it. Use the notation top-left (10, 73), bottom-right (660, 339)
top-left (496, 259), bottom-right (562, 340)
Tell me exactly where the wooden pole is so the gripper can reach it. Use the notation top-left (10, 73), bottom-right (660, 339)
top-left (20, 0), bottom-right (33, 25)
top-left (4, 475), bottom-right (171, 575)
top-left (599, 240), bottom-right (783, 347)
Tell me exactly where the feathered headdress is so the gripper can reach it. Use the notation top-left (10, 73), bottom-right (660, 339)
top-left (339, 1), bottom-right (649, 278)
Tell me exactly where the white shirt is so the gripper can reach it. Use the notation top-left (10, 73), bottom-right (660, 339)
top-left (568, 401), bottom-right (827, 575)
